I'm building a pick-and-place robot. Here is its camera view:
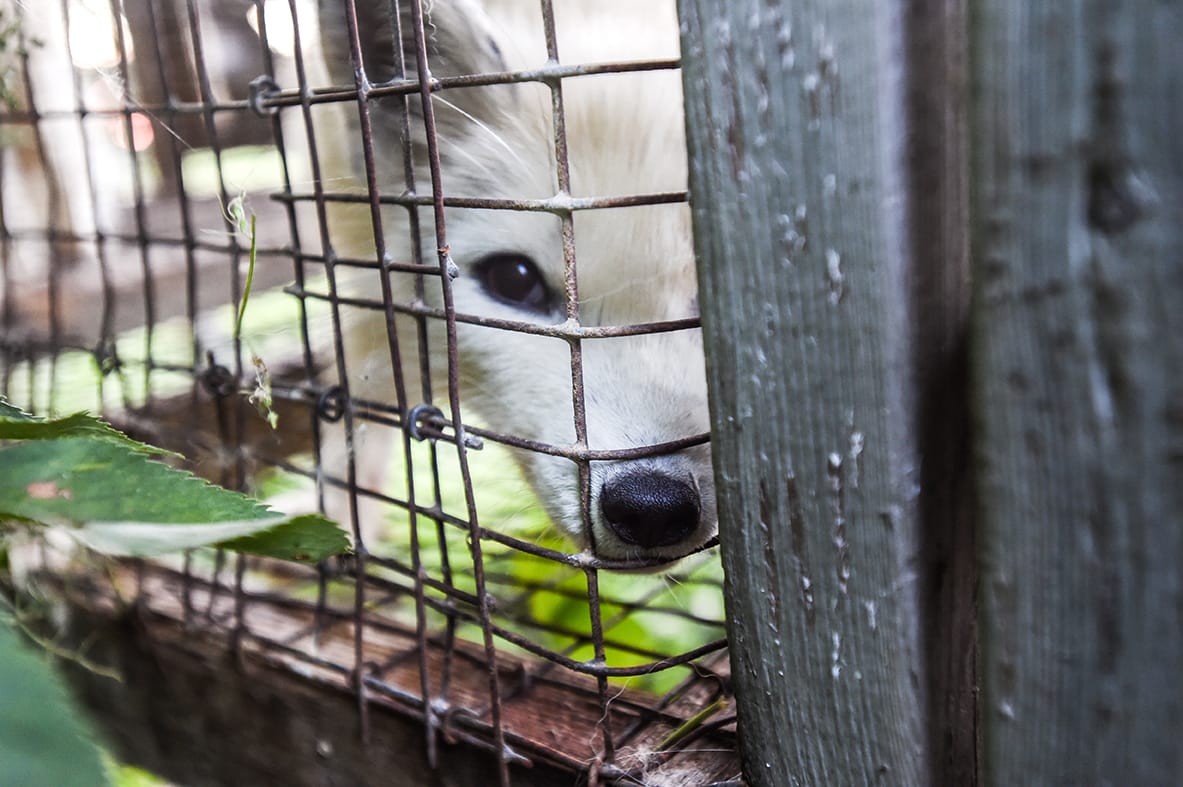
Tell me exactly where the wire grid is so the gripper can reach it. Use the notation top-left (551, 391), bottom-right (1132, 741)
top-left (0, 0), bottom-right (733, 783)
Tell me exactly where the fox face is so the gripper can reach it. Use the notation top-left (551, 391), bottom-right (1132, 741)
top-left (317, 0), bottom-right (714, 564)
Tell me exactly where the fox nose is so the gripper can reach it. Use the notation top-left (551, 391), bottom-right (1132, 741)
top-left (600, 470), bottom-right (701, 549)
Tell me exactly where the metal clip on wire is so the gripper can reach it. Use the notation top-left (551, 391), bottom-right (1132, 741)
top-left (316, 385), bottom-right (345, 423)
top-left (248, 75), bottom-right (280, 117)
top-left (406, 403), bottom-right (445, 442)
top-left (407, 403), bottom-right (485, 449)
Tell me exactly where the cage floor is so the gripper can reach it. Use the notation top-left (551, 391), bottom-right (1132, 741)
top-left (26, 554), bottom-right (739, 785)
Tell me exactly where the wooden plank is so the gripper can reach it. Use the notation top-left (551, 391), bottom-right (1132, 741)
top-left (679, 0), bottom-right (927, 783)
top-left (971, 2), bottom-right (1183, 782)
top-left (30, 560), bottom-right (740, 786)
top-left (57, 604), bottom-right (571, 787)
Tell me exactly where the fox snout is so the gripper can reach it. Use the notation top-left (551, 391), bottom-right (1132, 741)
top-left (600, 467), bottom-right (701, 550)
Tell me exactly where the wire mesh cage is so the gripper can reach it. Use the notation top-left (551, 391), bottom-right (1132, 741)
top-left (0, 1), bottom-right (737, 783)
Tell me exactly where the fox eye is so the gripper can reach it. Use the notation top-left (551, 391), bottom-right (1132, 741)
top-left (475, 253), bottom-right (553, 313)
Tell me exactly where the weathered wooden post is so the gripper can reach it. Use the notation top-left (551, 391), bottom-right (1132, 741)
top-left (972, 3), bottom-right (1183, 783)
top-left (679, 0), bottom-right (930, 782)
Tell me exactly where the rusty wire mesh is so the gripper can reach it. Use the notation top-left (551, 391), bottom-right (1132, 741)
top-left (0, 1), bottom-right (735, 783)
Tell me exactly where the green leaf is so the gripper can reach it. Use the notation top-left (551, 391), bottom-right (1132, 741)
top-left (0, 622), bottom-right (109, 787)
top-left (0, 438), bottom-right (268, 523)
top-left (69, 515), bottom-right (348, 562)
top-left (216, 514), bottom-right (350, 562)
top-left (0, 437), bottom-right (348, 562)
top-left (0, 406), bottom-right (169, 456)
top-left (0, 398), bottom-right (33, 421)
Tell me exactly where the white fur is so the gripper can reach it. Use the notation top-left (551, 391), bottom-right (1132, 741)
top-left (315, 0), bottom-right (713, 563)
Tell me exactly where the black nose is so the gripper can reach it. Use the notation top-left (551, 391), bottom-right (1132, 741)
top-left (600, 471), bottom-right (701, 549)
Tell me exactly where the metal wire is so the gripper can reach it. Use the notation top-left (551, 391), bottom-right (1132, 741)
top-left (0, 0), bottom-right (733, 782)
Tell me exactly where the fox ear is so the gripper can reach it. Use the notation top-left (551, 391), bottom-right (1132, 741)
top-left (318, 0), bottom-right (511, 109)
top-left (317, 0), bottom-right (534, 192)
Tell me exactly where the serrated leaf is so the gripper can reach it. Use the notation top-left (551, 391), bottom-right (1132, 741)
top-left (0, 438), bottom-right (269, 523)
top-left (0, 437), bottom-right (348, 561)
top-left (0, 398), bottom-right (33, 421)
top-left (0, 622), bottom-right (108, 787)
top-left (0, 408), bottom-right (169, 456)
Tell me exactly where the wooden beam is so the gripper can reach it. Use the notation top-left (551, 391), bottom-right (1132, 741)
top-left (679, 0), bottom-right (928, 783)
top-left (971, 2), bottom-right (1183, 782)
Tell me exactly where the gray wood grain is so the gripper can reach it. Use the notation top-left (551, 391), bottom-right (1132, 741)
top-left (971, 3), bottom-right (1183, 783)
top-left (679, 1), bottom-right (928, 783)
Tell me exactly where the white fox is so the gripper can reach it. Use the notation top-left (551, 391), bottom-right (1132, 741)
top-left (314, 0), bottom-right (714, 564)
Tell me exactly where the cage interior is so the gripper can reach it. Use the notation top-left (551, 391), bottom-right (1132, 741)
top-left (0, 1), bottom-right (737, 784)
